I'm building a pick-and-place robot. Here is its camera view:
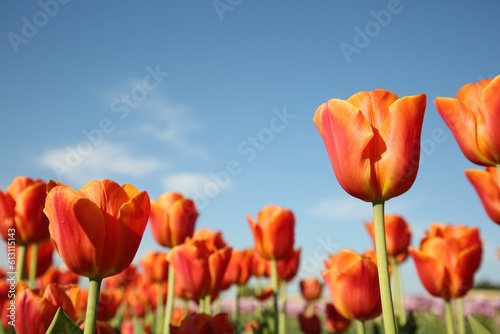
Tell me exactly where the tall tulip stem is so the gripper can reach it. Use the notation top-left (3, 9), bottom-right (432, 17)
top-left (279, 281), bottom-right (287, 334)
top-left (270, 259), bottom-right (280, 334)
top-left (83, 277), bottom-right (102, 334)
top-left (389, 256), bottom-right (406, 326)
top-left (16, 244), bottom-right (27, 283)
top-left (456, 298), bottom-right (465, 334)
top-left (162, 263), bottom-right (176, 334)
top-left (28, 243), bottom-right (38, 288)
top-left (356, 320), bottom-right (366, 334)
top-left (372, 200), bottom-right (397, 334)
top-left (445, 299), bottom-right (455, 334)
top-left (155, 282), bottom-right (164, 334)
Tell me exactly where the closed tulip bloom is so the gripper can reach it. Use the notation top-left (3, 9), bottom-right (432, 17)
top-left (149, 192), bottom-right (199, 248)
top-left (297, 311), bottom-right (322, 334)
top-left (104, 264), bottom-right (138, 290)
top-left (167, 239), bottom-right (232, 300)
top-left (466, 167), bottom-right (500, 224)
top-left (314, 89), bottom-right (426, 202)
top-left (409, 224), bottom-right (482, 299)
top-left (193, 228), bottom-right (228, 249)
top-left (325, 303), bottom-right (352, 333)
top-left (365, 214), bottom-right (412, 264)
top-left (268, 248), bottom-right (301, 282)
top-left (38, 266), bottom-right (80, 290)
top-left (44, 179), bottom-right (150, 279)
top-left (0, 176), bottom-right (50, 244)
top-left (322, 250), bottom-right (382, 320)
top-left (435, 75), bottom-right (500, 166)
top-left (141, 251), bottom-right (169, 282)
top-left (221, 248), bottom-right (253, 290)
top-left (299, 277), bottom-right (324, 303)
top-left (247, 205), bottom-right (295, 261)
top-left (16, 283), bottom-right (77, 334)
top-left (250, 249), bottom-right (269, 278)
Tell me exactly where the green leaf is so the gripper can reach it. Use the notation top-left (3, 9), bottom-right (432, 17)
top-left (46, 307), bottom-right (82, 334)
top-left (468, 315), bottom-right (492, 334)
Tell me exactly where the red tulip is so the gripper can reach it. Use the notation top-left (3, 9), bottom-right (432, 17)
top-left (171, 312), bottom-right (235, 334)
top-left (267, 248), bottom-right (301, 282)
top-left (38, 266), bottom-right (80, 290)
top-left (299, 277), bottom-right (324, 303)
top-left (250, 249), bottom-right (269, 278)
top-left (322, 249), bottom-right (382, 320)
top-left (167, 238), bottom-right (232, 300)
top-left (149, 192), bottom-right (199, 248)
top-left (192, 228), bottom-right (228, 249)
top-left (247, 205), bottom-right (295, 261)
top-left (79, 288), bottom-right (123, 321)
top-left (409, 223), bottom-right (482, 299)
top-left (365, 214), bottom-right (412, 264)
top-left (0, 176), bottom-right (50, 244)
top-left (141, 251), bottom-right (170, 282)
top-left (466, 167), bottom-right (500, 224)
top-left (314, 89), bottom-right (426, 202)
top-left (325, 303), bottom-right (352, 333)
top-left (103, 264), bottom-right (138, 290)
top-left (297, 310), bottom-right (322, 334)
top-left (221, 248), bottom-right (253, 290)
top-left (44, 179), bottom-right (150, 279)
top-left (435, 75), bottom-right (500, 166)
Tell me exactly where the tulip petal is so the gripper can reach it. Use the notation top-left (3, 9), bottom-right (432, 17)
top-left (314, 99), bottom-right (375, 201)
top-left (80, 180), bottom-right (131, 219)
top-left (409, 247), bottom-right (447, 298)
top-left (452, 244), bottom-right (483, 298)
top-left (14, 181), bottom-right (50, 243)
top-left (480, 75), bottom-right (500, 162)
top-left (466, 168), bottom-right (500, 224)
top-left (348, 89), bottom-right (398, 127)
top-left (45, 186), bottom-right (105, 277)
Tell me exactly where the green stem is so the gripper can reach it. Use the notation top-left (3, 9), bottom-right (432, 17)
top-left (28, 243), bottom-right (38, 288)
top-left (445, 299), bottom-right (455, 334)
top-left (356, 320), bottom-right (366, 334)
top-left (233, 285), bottom-right (240, 322)
top-left (214, 296), bottom-right (221, 315)
top-left (279, 281), bottom-right (287, 334)
top-left (456, 298), bottom-right (465, 334)
top-left (16, 244), bottom-right (27, 283)
top-left (83, 277), bottom-right (102, 334)
top-left (182, 299), bottom-right (188, 318)
top-left (204, 295), bottom-right (211, 315)
top-left (389, 256), bottom-right (406, 327)
top-left (270, 259), bottom-right (280, 334)
top-left (162, 263), bottom-right (175, 334)
top-left (372, 200), bottom-right (398, 334)
top-left (155, 282), bottom-right (164, 334)
top-left (496, 164), bottom-right (500, 181)
top-left (198, 299), bottom-right (204, 313)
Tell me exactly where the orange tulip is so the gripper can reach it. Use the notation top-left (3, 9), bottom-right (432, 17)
top-left (167, 238), bottom-right (232, 300)
top-left (16, 283), bottom-right (78, 334)
top-left (267, 247), bottom-right (301, 282)
top-left (221, 248), bottom-right (253, 290)
top-left (466, 167), bottom-right (500, 224)
top-left (322, 249), bottom-right (382, 320)
top-left (435, 75), bottom-right (500, 166)
top-left (149, 192), bottom-right (199, 248)
top-left (103, 264), bottom-right (138, 290)
top-left (314, 89), bottom-right (426, 202)
top-left (141, 251), bottom-right (170, 282)
top-left (192, 228), bottom-right (228, 249)
top-left (0, 176), bottom-right (50, 244)
top-left (79, 288), bottom-right (123, 321)
top-left (409, 223), bottom-right (482, 299)
top-left (299, 277), bottom-right (324, 303)
top-left (38, 266), bottom-right (80, 290)
top-left (365, 214), bottom-right (412, 264)
top-left (325, 303), bottom-right (352, 333)
top-left (171, 312), bottom-right (235, 334)
top-left (44, 179), bottom-right (150, 279)
top-left (297, 310), bottom-right (322, 334)
top-left (250, 249), bottom-right (269, 278)
top-left (247, 205), bottom-right (295, 261)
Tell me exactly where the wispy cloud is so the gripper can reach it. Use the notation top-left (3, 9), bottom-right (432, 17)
top-left (161, 172), bottom-right (213, 196)
top-left (39, 142), bottom-right (164, 187)
top-left (310, 196), bottom-right (371, 222)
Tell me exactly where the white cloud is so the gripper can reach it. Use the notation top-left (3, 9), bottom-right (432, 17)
top-left (161, 171), bottom-right (236, 200)
top-left (309, 196), bottom-right (372, 223)
top-left (39, 142), bottom-right (164, 187)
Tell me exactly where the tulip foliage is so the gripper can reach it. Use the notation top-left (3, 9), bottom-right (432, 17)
top-left (1, 75), bottom-right (500, 334)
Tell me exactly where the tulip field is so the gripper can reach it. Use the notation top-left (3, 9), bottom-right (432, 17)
top-left (1, 75), bottom-right (500, 334)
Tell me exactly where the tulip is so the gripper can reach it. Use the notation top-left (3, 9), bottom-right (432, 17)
top-left (103, 264), bottom-right (138, 290)
top-left (250, 249), bottom-right (269, 278)
top-left (38, 266), bottom-right (80, 290)
top-left (44, 179), bottom-right (150, 334)
top-left (141, 251), bottom-right (170, 283)
top-left (16, 283), bottom-right (78, 334)
top-left (435, 75), bottom-right (500, 166)
top-left (365, 214), bottom-right (411, 264)
top-left (192, 228), bottom-right (227, 250)
top-left (221, 248), bottom-right (253, 290)
top-left (149, 192), bottom-right (199, 248)
top-left (325, 303), bottom-right (352, 333)
top-left (297, 310), bottom-right (322, 334)
top-left (299, 277), bottom-right (323, 303)
top-left (466, 167), bottom-right (500, 224)
top-left (322, 249), bottom-right (382, 321)
top-left (79, 288), bottom-right (123, 322)
top-left (170, 312), bottom-right (235, 334)
top-left (167, 238), bottom-right (232, 304)
top-left (409, 224), bottom-right (482, 299)
top-left (313, 89), bottom-right (426, 203)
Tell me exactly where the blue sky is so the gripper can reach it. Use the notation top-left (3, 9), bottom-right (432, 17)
top-left (1, 1), bottom-right (500, 296)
